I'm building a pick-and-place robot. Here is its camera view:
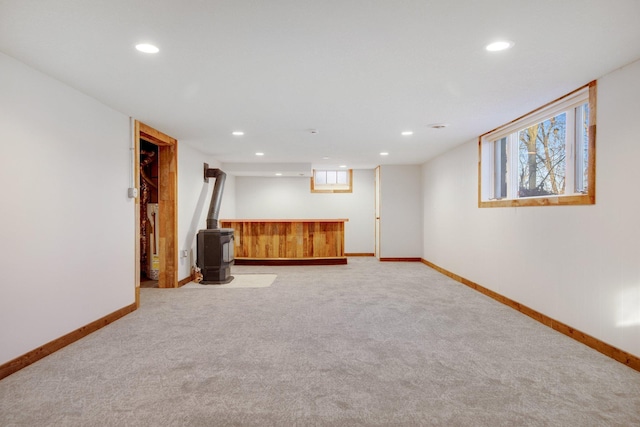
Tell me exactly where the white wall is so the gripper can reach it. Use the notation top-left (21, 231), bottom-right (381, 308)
top-left (234, 170), bottom-right (375, 253)
top-left (380, 165), bottom-right (423, 258)
top-left (177, 144), bottom-right (236, 280)
top-left (422, 59), bottom-right (640, 358)
top-left (0, 53), bottom-right (134, 364)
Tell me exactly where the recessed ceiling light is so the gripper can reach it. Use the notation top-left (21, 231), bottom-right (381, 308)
top-left (255, 152), bottom-right (264, 156)
top-left (322, 156), bottom-right (330, 160)
top-left (380, 152), bottom-right (389, 156)
top-left (275, 173), bottom-right (282, 176)
top-left (485, 41), bottom-right (514, 52)
top-left (401, 131), bottom-right (413, 136)
top-left (339, 165), bottom-right (347, 168)
top-left (232, 131), bottom-right (244, 136)
top-left (428, 123), bottom-right (449, 129)
top-left (135, 43), bottom-right (159, 54)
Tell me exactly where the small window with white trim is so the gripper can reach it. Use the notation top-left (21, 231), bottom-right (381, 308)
top-left (311, 169), bottom-right (353, 193)
top-left (479, 82), bottom-right (596, 207)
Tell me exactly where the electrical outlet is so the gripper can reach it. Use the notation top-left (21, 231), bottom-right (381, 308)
top-left (180, 250), bottom-right (188, 258)
top-left (127, 187), bottom-right (138, 198)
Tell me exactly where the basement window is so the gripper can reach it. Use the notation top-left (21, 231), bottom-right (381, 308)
top-left (311, 169), bottom-right (353, 193)
top-left (479, 81), bottom-right (596, 207)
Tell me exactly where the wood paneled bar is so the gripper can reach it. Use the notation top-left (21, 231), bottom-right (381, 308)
top-left (220, 219), bottom-right (348, 265)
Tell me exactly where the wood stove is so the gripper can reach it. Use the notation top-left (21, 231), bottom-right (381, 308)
top-left (196, 166), bottom-right (234, 284)
top-left (197, 228), bottom-right (234, 284)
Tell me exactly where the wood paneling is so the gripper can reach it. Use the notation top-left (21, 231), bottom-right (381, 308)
top-left (0, 303), bottom-right (137, 380)
top-left (234, 257), bottom-right (347, 266)
top-left (221, 219), bottom-right (347, 262)
top-left (420, 258), bottom-right (640, 372)
top-left (380, 257), bottom-right (421, 262)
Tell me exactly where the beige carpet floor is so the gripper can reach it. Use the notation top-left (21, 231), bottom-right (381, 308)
top-left (1, 258), bottom-right (639, 426)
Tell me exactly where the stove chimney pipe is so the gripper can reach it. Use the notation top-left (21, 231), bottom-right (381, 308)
top-left (204, 167), bottom-right (226, 229)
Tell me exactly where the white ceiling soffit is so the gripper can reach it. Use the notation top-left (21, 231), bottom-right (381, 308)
top-left (1, 1), bottom-right (639, 168)
top-left (222, 163), bottom-right (312, 177)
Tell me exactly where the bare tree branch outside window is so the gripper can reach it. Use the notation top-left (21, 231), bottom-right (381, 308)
top-left (518, 113), bottom-right (567, 197)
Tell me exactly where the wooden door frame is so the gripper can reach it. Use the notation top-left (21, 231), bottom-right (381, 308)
top-left (134, 120), bottom-right (178, 306)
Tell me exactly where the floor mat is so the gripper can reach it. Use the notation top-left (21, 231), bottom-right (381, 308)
top-left (181, 274), bottom-right (277, 289)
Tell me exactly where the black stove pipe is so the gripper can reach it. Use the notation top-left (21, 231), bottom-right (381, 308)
top-left (205, 168), bottom-right (226, 229)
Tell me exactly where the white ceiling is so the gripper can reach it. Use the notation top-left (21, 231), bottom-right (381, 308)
top-left (1, 0), bottom-right (639, 172)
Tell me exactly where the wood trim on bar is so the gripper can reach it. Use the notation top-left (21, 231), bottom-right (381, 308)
top-left (380, 257), bottom-right (422, 262)
top-left (345, 253), bottom-right (375, 257)
top-left (420, 258), bottom-right (640, 372)
top-left (220, 219), bottom-right (348, 223)
top-left (0, 303), bottom-right (137, 380)
top-left (234, 257), bottom-right (347, 266)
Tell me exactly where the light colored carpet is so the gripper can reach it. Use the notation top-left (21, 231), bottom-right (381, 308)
top-left (182, 273), bottom-right (277, 289)
top-left (1, 258), bottom-right (639, 426)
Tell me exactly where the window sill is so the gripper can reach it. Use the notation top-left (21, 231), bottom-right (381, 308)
top-left (310, 189), bottom-right (353, 194)
top-left (479, 193), bottom-right (595, 208)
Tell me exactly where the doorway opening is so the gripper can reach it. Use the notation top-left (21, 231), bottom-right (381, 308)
top-left (140, 139), bottom-right (159, 288)
top-left (134, 121), bottom-right (178, 307)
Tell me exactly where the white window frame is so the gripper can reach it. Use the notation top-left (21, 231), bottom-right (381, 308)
top-left (479, 82), bottom-right (596, 208)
